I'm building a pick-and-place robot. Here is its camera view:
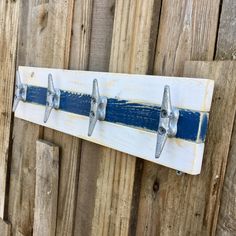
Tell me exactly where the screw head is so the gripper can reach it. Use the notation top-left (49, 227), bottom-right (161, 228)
top-left (161, 109), bottom-right (168, 118)
top-left (91, 97), bottom-right (96, 103)
top-left (90, 111), bottom-right (95, 117)
top-left (158, 126), bottom-right (166, 135)
top-left (176, 170), bottom-right (183, 176)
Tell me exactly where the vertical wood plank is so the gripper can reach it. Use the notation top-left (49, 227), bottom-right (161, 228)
top-left (216, 124), bottom-right (236, 236)
top-left (15, 231), bottom-right (24, 236)
top-left (43, 1), bottom-right (94, 236)
top-left (73, 0), bottom-right (115, 235)
top-left (0, 0), bottom-right (20, 218)
top-left (154, 0), bottom-right (220, 76)
top-left (70, 0), bottom-right (93, 70)
top-left (7, 1), bottom-right (75, 235)
top-left (0, 219), bottom-right (11, 236)
top-left (33, 140), bottom-right (59, 236)
top-left (136, 1), bottom-right (221, 235)
top-left (76, 0), bottom-right (161, 235)
top-left (88, 0), bottom-right (115, 72)
top-left (184, 61), bottom-right (236, 236)
top-left (216, 0), bottom-right (236, 235)
top-left (215, 0), bottom-right (236, 60)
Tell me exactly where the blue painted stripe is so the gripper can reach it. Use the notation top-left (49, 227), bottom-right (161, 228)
top-left (199, 113), bottom-right (209, 142)
top-left (26, 86), bottom-right (208, 142)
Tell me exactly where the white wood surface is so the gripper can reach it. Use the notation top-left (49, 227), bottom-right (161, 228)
top-left (15, 66), bottom-right (215, 174)
top-left (19, 66), bottom-right (213, 111)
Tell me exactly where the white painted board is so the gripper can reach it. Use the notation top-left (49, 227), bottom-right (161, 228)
top-left (14, 66), bottom-right (214, 174)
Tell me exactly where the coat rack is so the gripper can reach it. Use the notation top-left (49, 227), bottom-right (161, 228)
top-left (13, 66), bottom-right (214, 175)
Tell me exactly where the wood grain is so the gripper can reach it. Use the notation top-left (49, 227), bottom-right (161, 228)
top-left (217, 123), bottom-right (236, 236)
top-left (15, 231), bottom-right (24, 236)
top-left (33, 140), bottom-right (59, 236)
top-left (43, 1), bottom-right (94, 235)
top-left (88, 0), bottom-right (115, 72)
top-left (216, 0), bottom-right (236, 235)
top-left (184, 61), bottom-right (236, 235)
top-left (7, 1), bottom-right (75, 235)
top-left (136, 1), bottom-right (222, 235)
top-left (79, 0), bottom-right (161, 235)
top-left (154, 0), bottom-right (220, 76)
top-left (70, 0), bottom-right (93, 70)
top-left (0, 0), bottom-right (20, 218)
top-left (73, 0), bottom-right (115, 235)
top-left (137, 61), bottom-right (236, 236)
top-left (215, 0), bottom-right (236, 60)
top-left (0, 219), bottom-right (11, 236)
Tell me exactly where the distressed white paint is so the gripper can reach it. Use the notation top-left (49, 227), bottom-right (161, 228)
top-left (15, 66), bottom-right (215, 174)
top-left (19, 66), bottom-right (214, 111)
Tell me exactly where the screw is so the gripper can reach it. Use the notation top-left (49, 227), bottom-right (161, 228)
top-left (90, 111), bottom-right (95, 117)
top-left (91, 97), bottom-right (96, 103)
top-left (161, 109), bottom-right (168, 117)
top-left (176, 170), bottom-right (183, 176)
top-left (158, 126), bottom-right (166, 135)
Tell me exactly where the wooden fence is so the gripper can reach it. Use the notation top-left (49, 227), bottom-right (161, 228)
top-left (0, 0), bottom-right (235, 235)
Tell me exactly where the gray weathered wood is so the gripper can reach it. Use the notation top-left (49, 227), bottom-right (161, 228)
top-left (215, 0), bottom-right (236, 60)
top-left (217, 122), bottom-right (236, 236)
top-left (73, 0), bottom-right (115, 235)
top-left (88, 0), bottom-right (115, 72)
top-left (33, 140), bottom-right (59, 236)
top-left (216, 0), bottom-right (236, 235)
top-left (154, 0), bottom-right (220, 76)
top-left (0, 0), bottom-right (20, 218)
top-left (78, 0), bottom-right (161, 235)
top-left (44, 1), bottom-right (94, 235)
top-left (184, 61), bottom-right (236, 235)
top-left (0, 219), bottom-right (11, 236)
top-left (7, 1), bottom-right (75, 235)
top-left (136, 1), bottom-right (222, 235)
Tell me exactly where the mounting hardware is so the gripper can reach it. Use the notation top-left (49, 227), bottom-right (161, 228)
top-left (88, 79), bottom-right (107, 136)
top-left (12, 71), bottom-right (28, 112)
top-left (155, 85), bottom-right (179, 158)
top-left (176, 170), bottom-right (183, 176)
top-left (44, 74), bottom-right (60, 123)
top-left (15, 66), bottom-right (215, 175)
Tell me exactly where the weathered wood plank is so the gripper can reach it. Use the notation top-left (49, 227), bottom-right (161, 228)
top-left (88, 0), bottom-right (115, 72)
top-left (15, 231), bottom-right (24, 236)
top-left (154, 0), bottom-right (220, 76)
top-left (78, 0), bottom-right (161, 235)
top-left (0, 219), bottom-right (11, 236)
top-left (215, 0), bottom-right (236, 60)
top-left (136, 1), bottom-right (222, 235)
top-left (70, 0), bottom-right (93, 70)
top-left (216, 0), bottom-right (236, 235)
top-left (138, 62), bottom-right (236, 236)
top-left (73, 0), bottom-right (115, 235)
top-left (33, 140), bottom-right (59, 236)
top-left (184, 61), bottom-right (236, 235)
top-left (42, 1), bottom-right (93, 235)
top-left (0, 0), bottom-right (20, 218)
top-left (7, 1), bottom-right (75, 235)
top-left (217, 123), bottom-right (236, 236)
